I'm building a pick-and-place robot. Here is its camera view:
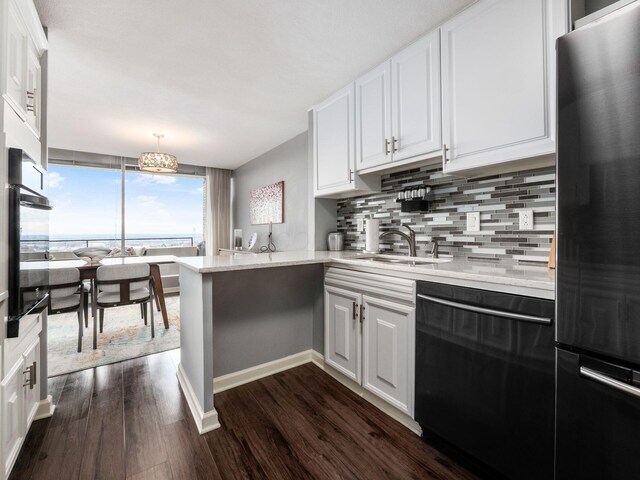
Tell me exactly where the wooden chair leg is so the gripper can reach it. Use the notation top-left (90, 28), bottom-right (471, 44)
top-left (84, 296), bottom-right (89, 328)
top-left (77, 311), bottom-right (83, 352)
top-left (99, 309), bottom-right (104, 333)
top-left (91, 281), bottom-right (97, 320)
top-left (93, 309), bottom-right (98, 350)
top-left (149, 300), bottom-right (155, 339)
top-left (77, 311), bottom-right (83, 337)
top-left (142, 303), bottom-right (147, 325)
top-left (140, 303), bottom-right (144, 320)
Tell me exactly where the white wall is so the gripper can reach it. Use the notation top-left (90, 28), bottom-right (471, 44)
top-left (232, 132), bottom-right (309, 251)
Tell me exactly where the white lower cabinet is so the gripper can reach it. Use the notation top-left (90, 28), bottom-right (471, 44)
top-left (362, 296), bottom-right (414, 416)
top-left (1, 337), bottom-right (40, 479)
top-left (324, 270), bottom-right (416, 418)
top-left (1, 360), bottom-right (24, 479)
top-left (22, 338), bottom-right (40, 427)
top-left (325, 286), bottom-right (361, 383)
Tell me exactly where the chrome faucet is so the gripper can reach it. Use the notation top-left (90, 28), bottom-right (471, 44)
top-left (431, 239), bottom-right (439, 259)
top-left (379, 225), bottom-right (417, 257)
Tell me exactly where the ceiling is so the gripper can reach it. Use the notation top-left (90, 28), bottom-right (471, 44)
top-left (34, 0), bottom-right (474, 169)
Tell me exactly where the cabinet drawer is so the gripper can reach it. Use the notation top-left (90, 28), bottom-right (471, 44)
top-left (4, 311), bottom-right (42, 378)
top-left (325, 267), bottom-right (415, 305)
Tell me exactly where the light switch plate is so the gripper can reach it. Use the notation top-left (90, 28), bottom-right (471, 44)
top-left (467, 212), bottom-right (481, 232)
top-left (519, 210), bottom-right (534, 230)
top-left (357, 218), bottom-right (364, 232)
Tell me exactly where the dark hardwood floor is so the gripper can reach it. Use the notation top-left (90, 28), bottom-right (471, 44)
top-left (10, 350), bottom-right (477, 479)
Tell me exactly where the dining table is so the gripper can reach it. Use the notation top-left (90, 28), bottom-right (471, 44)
top-left (21, 255), bottom-right (176, 329)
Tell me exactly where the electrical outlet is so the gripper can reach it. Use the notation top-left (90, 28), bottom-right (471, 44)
top-left (519, 210), bottom-right (534, 230)
top-left (357, 218), bottom-right (364, 232)
top-left (467, 212), bottom-right (481, 232)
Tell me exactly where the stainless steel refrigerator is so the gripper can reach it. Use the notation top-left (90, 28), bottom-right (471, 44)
top-left (556, 1), bottom-right (640, 478)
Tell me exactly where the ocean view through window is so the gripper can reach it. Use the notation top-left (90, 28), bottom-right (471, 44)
top-left (46, 164), bottom-right (204, 254)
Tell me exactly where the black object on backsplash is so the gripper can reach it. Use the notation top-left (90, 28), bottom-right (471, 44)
top-left (396, 185), bottom-right (434, 212)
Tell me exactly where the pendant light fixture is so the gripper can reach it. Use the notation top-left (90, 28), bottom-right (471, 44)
top-left (138, 133), bottom-right (178, 173)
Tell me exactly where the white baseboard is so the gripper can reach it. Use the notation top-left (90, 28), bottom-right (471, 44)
top-left (311, 350), bottom-right (422, 436)
top-left (177, 363), bottom-right (220, 434)
top-left (311, 350), bottom-right (325, 370)
top-left (33, 395), bottom-right (55, 420)
top-left (213, 350), bottom-right (314, 393)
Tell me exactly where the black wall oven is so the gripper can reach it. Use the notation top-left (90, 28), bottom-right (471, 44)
top-left (8, 148), bottom-right (52, 338)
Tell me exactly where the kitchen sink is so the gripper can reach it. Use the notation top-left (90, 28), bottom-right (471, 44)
top-left (356, 254), bottom-right (452, 266)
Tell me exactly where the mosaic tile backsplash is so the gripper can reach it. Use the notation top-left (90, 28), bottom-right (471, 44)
top-left (337, 164), bottom-right (556, 263)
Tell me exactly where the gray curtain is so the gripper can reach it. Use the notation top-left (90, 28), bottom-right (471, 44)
top-left (205, 168), bottom-right (232, 255)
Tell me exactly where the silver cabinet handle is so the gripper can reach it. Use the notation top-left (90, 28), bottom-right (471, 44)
top-left (26, 89), bottom-right (37, 115)
top-left (442, 143), bottom-right (449, 162)
top-left (580, 366), bottom-right (640, 400)
top-left (23, 362), bottom-right (36, 389)
top-left (417, 294), bottom-right (552, 325)
top-left (392, 136), bottom-right (399, 152)
top-left (352, 301), bottom-right (357, 320)
top-left (385, 138), bottom-right (391, 155)
top-left (349, 169), bottom-right (354, 183)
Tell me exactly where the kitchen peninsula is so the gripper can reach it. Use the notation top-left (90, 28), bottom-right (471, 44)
top-left (175, 250), bottom-right (554, 434)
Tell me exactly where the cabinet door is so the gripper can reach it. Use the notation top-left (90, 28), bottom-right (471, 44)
top-left (22, 338), bottom-right (40, 427)
top-left (314, 84), bottom-right (356, 194)
top-left (355, 61), bottom-right (392, 170)
top-left (25, 47), bottom-right (41, 136)
top-left (441, 0), bottom-right (567, 173)
top-left (4, 1), bottom-right (28, 117)
top-left (1, 360), bottom-right (25, 478)
top-left (362, 296), bottom-right (415, 416)
top-left (325, 286), bottom-right (361, 383)
top-left (391, 30), bottom-right (442, 162)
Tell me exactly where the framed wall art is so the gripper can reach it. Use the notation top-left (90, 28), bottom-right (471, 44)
top-left (250, 180), bottom-right (284, 225)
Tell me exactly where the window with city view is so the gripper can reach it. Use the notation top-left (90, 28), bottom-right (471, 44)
top-left (47, 164), bottom-right (204, 254)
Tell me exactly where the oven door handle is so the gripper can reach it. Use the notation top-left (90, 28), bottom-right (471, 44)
top-left (580, 366), bottom-right (640, 400)
top-left (20, 193), bottom-right (53, 211)
top-left (25, 292), bottom-right (49, 316)
top-left (417, 294), bottom-right (552, 325)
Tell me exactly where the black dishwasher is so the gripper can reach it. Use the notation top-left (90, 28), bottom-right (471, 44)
top-left (415, 281), bottom-right (555, 480)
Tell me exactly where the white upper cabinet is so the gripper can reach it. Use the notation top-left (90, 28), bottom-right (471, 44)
top-left (354, 29), bottom-right (442, 173)
top-left (1, 0), bottom-right (48, 139)
top-left (4, 0), bottom-right (28, 117)
top-left (441, 0), bottom-right (568, 175)
top-left (25, 46), bottom-right (41, 135)
top-left (355, 62), bottom-right (392, 170)
top-left (314, 84), bottom-right (356, 195)
top-left (390, 29), bottom-right (442, 163)
top-left (314, 84), bottom-right (380, 198)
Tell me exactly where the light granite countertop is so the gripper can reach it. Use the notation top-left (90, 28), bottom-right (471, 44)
top-left (176, 250), bottom-right (555, 299)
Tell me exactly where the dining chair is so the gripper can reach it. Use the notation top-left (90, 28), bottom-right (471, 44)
top-left (47, 268), bottom-right (87, 352)
top-left (93, 264), bottom-right (155, 349)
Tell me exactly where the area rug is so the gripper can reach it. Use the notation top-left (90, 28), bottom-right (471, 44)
top-left (47, 294), bottom-right (181, 377)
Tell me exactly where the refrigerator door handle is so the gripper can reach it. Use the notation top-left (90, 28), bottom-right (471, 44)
top-left (417, 294), bottom-right (552, 325)
top-left (580, 366), bottom-right (640, 400)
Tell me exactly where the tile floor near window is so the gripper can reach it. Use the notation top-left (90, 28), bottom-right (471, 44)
top-left (11, 349), bottom-right (477, 480)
